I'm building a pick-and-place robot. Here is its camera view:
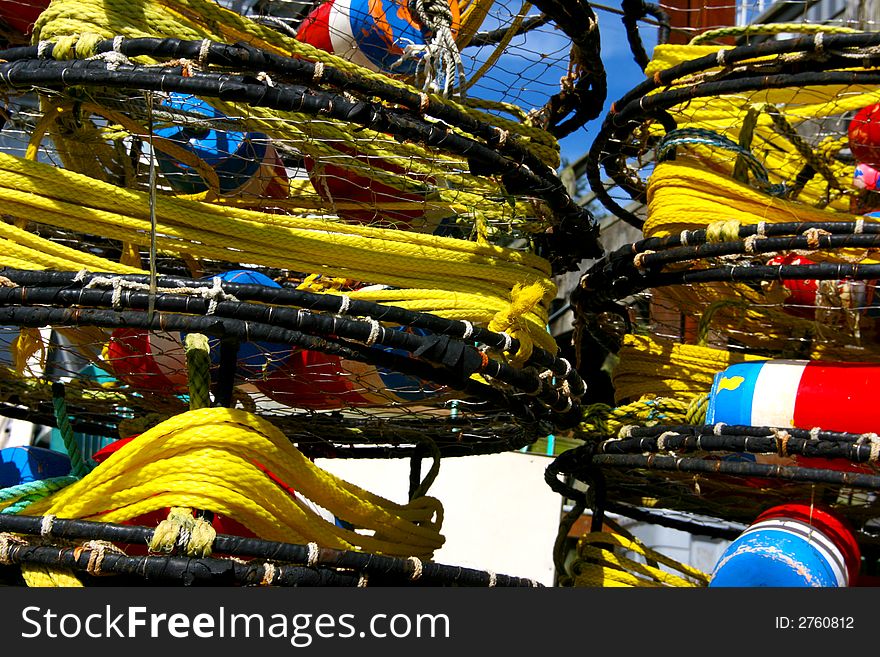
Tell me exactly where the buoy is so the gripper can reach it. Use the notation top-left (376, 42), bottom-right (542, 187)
top-left (0, 446), bottom-right (71, 487)
top-left (188, 270), bottom-right (291, 378)
top-left (106, 328), bottom-right (189, 394)
top-left (254, 327), bottom-right (444, 410)
top-left (766, 253), bottom-right (872, 319)
top-left (849, 103), bottom-right (880, 164)
top-left (854, 161), bottom-right (880, 191)
top-left (0, 0), bottom-right (49, 37)
top-left (154, 93), bottom-right (288, 198)
top-left (706, 359), bottom-right (880, 435)
top-left (304, 146), bottom-right (444, 230)
top-left (710, 503), bottom-right (861, 587)
top-left (296, 0), bottom-right (460, 75)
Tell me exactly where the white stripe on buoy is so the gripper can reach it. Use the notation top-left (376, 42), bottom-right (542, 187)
top-left (150, 331), bottom-right (187, 386)
top-left (741, 517), bottom-right (849, 586)
top-left (750, 359), bottom-right (807, 427)
top-left (328, 0), bottom-right (380, 72)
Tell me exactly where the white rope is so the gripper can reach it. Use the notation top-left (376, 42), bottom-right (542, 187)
top-left (40, 514), bottom-right (56, 537)
top-left (407, 556), bottom-right (424, 580)
top-left (363, 317), bottom-right (382, 347)
top-left (83, 275), bottom-right (239, 310)
top-left (337, 294), bottom-right (352, 316)
top-left (307, 542), bottom-right (320, 567)
top-left (198, 39), bottom-right (212, 68)
top-left (261, 562), bottom-right (277, 585)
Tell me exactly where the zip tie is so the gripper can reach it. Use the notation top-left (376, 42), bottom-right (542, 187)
top-left (261, 562), bottom-right (277, 585)
top-left (364, 317), bottom-right (381, 347)
top-left (312, 61), bottom-right (325, 82)
top-left (40, 514), bottom-right (56, 537)
top-left (407, 556), bottom-right (423, 580)
top-left (307, 542), bottom-right (319, 567)
top-left (460, 320), bottom-right (474, 340)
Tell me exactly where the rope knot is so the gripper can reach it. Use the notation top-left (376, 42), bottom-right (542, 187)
top-left (487, 281), bottom-right (551, 365)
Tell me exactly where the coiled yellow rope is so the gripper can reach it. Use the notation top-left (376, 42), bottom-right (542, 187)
top-left (611, 334), bottom-right (766, 405)
top-left (0, 151), bottom-right (557, 355)
top-left (13, 407), bottom-right (446, 559)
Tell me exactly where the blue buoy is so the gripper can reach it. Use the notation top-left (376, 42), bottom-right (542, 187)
top-left (0, 446), bottom-right (72, 487)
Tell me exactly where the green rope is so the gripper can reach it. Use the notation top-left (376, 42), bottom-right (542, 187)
top-left (685, 394), bottom-right (709, 425)
top-left (657, 128), bottom-right (787, 197)
top-left (732, 106), bottom-right (761, 185)
top-left (185, 333), bottom-right (212, 410)
top-left (51, 382), bottom-right (90, 478)
top-left (0, 475), bottom-right (80, 514)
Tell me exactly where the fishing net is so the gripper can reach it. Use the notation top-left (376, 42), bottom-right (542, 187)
top-left (551, 3), bottom-right (880, 587)
top-left (0, 0), bottom-right (613, 585)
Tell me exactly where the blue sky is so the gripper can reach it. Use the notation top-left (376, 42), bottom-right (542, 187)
top-left (557, 5), bottom-right (659, 166)
top-left (462, 2), bottom-right (659, 167)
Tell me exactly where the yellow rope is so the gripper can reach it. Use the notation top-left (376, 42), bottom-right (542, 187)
top-left (689, 22), bottom-right (858, 46)
top-left (645, 161), bottom-right (878, 247)
top-left (0, 151), bottom-right (557, 354)
top-left (611, 333), bottom-right (767, 404)
top-left (21, 565), bottom-right (84, 588)
top-left (15, 407), bottom-right (445, 559)
top-left (568, 532), bottom-right (710, 588)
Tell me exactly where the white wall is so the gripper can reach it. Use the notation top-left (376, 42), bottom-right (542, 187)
top-left (316, 451), bottom-right (563, 586)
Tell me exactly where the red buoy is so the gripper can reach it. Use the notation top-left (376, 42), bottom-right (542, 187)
top-left (849, 103), bottom-right (880, 164)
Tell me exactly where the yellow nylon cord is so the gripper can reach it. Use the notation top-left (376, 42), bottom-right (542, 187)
top-left (569, 532), bottom-right (710, 588)
top-left (16, 407), bottom-right (445, 559)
